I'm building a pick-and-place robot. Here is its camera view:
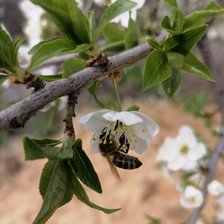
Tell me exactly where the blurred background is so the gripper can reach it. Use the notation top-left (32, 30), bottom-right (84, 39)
top-left (1, 0), bottom-right (224, 223)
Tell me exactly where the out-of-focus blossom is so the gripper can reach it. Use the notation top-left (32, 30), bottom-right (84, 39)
top-left (157, 126), bottom-right (207, 171)
top-left (110, 0), bottom-right (145, 27)
top-left (19, 0), bottom-right (44, 46)
top-left (208, 23), bottom-right (224, 40)
top-left (180, 185), bottom-right (203, 209)
top-left (216, 212), bottom-right (224, 223)
top-left (79, 110), bottom-right (159, 154)
top-left (208, 180), bottom-right (224, 197)
top-left (19, 0), bottom-right (56, 74)
top-left (94, 0), bottom-right (110, 6)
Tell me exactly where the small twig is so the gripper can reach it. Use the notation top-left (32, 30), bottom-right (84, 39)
top-left (187, 35), bottom-right (224, 224)
top-left (63, 91), bottom-right (79, 139)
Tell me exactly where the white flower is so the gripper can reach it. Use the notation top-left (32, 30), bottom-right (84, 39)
top-left (79, 110), bottom-right (159, 154)
top-left (180, 186), bottom-right (203, 209)
top-left (208, 180), bottom-right (224, 197)
top-left (111, 0), bottom-right (145, 27)
top-left (19, 0), bottom-right (44, 46)
top-left (94, 0), bottom-right (110, 6)
top-left (157, 126), bottom-right (207, 171)
top-left (217, 212), bottom-right (224, 222)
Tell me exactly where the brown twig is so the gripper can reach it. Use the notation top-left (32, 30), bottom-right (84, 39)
top-left (63, 91), bottom-right (79, 139)
top-left (187, 35), bottom-right (224, 224)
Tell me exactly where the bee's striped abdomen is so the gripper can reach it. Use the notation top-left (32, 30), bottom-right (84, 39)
top-left (113, 153), bottom-right (142, 169)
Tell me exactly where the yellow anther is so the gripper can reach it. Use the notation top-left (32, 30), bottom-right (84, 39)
top-left (111, 130), bottom-right (116, 135)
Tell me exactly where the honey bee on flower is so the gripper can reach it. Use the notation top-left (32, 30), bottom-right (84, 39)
top-left (79, 109), bottom-right (159, 180)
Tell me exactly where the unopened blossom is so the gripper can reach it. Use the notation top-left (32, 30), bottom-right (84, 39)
top-left (208, 180), bottom-right (224, 197)
top-left (79, 110), bottom-right (159, 154)
top-left (180, 186), bottom-right (203, 209)
top-left (157, 126), bottom-right (207, 171)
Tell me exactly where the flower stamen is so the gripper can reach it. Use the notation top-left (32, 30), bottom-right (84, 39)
top-left (180, 144), bottom-right (189, 155)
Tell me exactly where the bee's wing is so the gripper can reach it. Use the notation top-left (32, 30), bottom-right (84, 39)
top-left (105, 155), bottom-right (121, 181)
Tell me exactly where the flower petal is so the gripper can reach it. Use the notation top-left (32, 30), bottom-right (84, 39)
top-left (90, 131), bottom-right (101, 153)
top-left (103, 111), bottom-right (143, 126)
top-left (177, 126), bottom-right (196, 146)
top-left (130, 138), bottom-right (148, 154)
top-left (208, 180), bottom-right (224, 196)
top-left (79, 109), bottom-right (109, 131)
top-left (156, 137), bottom-right (178, 162)
top-left (133, 111), bottom-right (159, 138)
top-left (180, 186), bottom-right (203, 209)
top-left (189, 143), bottom-right (207, 161)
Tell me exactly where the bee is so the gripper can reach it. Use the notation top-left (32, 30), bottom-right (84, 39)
top-left (99, 126), bottom-right (142, 181)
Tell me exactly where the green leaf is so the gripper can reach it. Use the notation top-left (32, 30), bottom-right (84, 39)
top-left (143, 50), bottom-right (172, 90)
top-left (87, 11), bottom-right (97, 43)
top-left (183, 91), bottom-right (209, 116)
top-left (162, 68), bottom-right (181, 97)
top-left (164, 0), bottom-right (177, 7)
top-left (166, 51), bottom-right (184, 68)
top-left (126, 105), bottom-right (140, 111)
top-left (98, 0), bottom-right (137, 32)
top-left (70, 139), bottom-right (102, 193)
top-left (38, 74), bottom-right (62, 82)
top-left (68, 161), bottom-right (120, 214)
top-left (0, 26), bottom-right (20, 72)
top-left (34, 160), bottom-right (72, 224)
top-left (101, 40), bottom-right (125, 52)
top-left (23, 137), bottom-right (46, 160)
top-left (172, 8), bottom-right (184, 32)
top-left (29, 37), bottom-right (76, 71)
top-left (23, 137), bottom-right (73, 160)
top-left (124, 17), bottom-right (141, 49)
top-left (31, 0), bottom-right (80, 42)
top-left (0, 74), bottom-right (8, 84)
top-left (88, 80), bottom-right (105, 108)
top-left (148, 39), bottom-right (162, 50)
top-left (184, 2), bottom-right (224, 29)
top-left (30, 138), bottom-right (61, 147)
top-left (162, 25), bottom-right (207, 55)
top-left (62, 58), bottom-right (85, 78)
top-left (73, 43), bottom-right (93, 53)
top-left (103, 23), bottom-right (125, 42)
top-left (161, 16), bottom-right (172, 31)
top-left (67, 0), bottom-right (90, 43)
top-left (182, 52), bottom-right (214, 81)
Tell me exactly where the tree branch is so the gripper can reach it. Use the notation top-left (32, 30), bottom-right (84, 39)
top-left (0, 43), bottom-right (151, 131)
top-left (187, 35), bottom-right (224, 224)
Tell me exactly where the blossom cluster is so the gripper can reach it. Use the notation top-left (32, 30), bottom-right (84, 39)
top-left (157, 126), bottom-right (224, 219)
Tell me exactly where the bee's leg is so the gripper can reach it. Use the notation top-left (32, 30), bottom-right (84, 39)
top-left (118, 132), bottom-right (129, 154)
top-left (114, 120), bottom-right (119, 131)
top-left (99, 127), bottom-right (107, 141)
